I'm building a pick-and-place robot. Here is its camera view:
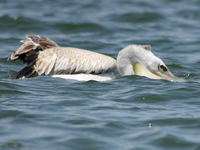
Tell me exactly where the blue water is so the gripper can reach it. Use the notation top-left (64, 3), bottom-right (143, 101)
top-left (1, 0), bottom-right (200, 150)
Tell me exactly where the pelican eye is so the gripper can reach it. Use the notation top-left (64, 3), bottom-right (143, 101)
top-left (159, 64), bottom-right (168, 72)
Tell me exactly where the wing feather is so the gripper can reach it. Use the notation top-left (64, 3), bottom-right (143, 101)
top-left (35, 52), bottom-right (57, 75)
top-left (48, 47), bottom-right (117, 75)
top-left (9, 35), bottom-right (117, 79)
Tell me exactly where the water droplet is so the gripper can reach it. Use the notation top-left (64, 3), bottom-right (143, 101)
top-left (148, 123), bottom-right (152, 128)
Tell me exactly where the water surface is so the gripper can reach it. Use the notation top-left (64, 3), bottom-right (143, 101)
top-left (0, 0), bottom-right (200, 150)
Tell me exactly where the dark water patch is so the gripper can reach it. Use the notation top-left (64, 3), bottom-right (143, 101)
top-left (149, 117), bottom-right (200, 128)
top-left (0, 89), bottom-right (27, 96)
top-left (0, 110), bottom-right (22, 120)
top-left (108, 12), bottom-right (163, 23)
top-left (54, 22), bottom-right (110, 34)
top-left (0, 58), bottom-right (18, 76)
top-left (1, 141), bottom-right (23, 149)
top-left (0, 15), bottom-right (58, 36)
top-left (1, 58), bottom-right (21, 65)
top-left (149, 134), bottom-right (198, 150)
top-left (64, 118), bottom-right (98, 127)
top-left (63, 137), bottom-right (112, 150)
top-left (0, 38), bottom-right (21, 58)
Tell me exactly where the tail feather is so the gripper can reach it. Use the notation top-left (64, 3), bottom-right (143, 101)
top-left (10, 35), bottom-right (59, 62)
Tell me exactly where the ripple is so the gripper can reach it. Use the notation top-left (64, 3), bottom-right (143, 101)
top-left (149, 133), bottom-right (199, 150)
top-left (108, 12), bottom-right (163, 23)
top-left (53, 22), bottom-right (110, 34)
top-left (0, 0), bottom-right (200, 150)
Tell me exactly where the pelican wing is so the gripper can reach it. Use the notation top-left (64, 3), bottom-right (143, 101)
top-left (35, 47), bottom-right (116, 75)
top-left (9, 35), bottom-right (116, 79)
top-left (34, 50), bottom-right (57, 75)
top-left (9, 35), bottom-right (60, 79)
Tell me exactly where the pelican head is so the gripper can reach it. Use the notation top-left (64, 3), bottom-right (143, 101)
top-left (117, 45), bottom-right (177, 80)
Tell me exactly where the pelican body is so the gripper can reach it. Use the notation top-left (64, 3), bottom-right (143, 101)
top-left (9, 35), bottom-right (116, 80)
top-left (9, 35), bottom-right (177, 81)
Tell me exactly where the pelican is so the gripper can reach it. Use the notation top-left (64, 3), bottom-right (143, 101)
top-left (9, 35), bottom-right (177, 81)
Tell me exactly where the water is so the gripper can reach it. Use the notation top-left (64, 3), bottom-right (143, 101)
top-left (1, 0), bottom-right (200, 149)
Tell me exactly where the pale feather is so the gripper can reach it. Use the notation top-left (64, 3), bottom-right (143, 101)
top-left (9, 35), bottom-right (116, 80)
top-left (36, 47), bottom-right (116, 75)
